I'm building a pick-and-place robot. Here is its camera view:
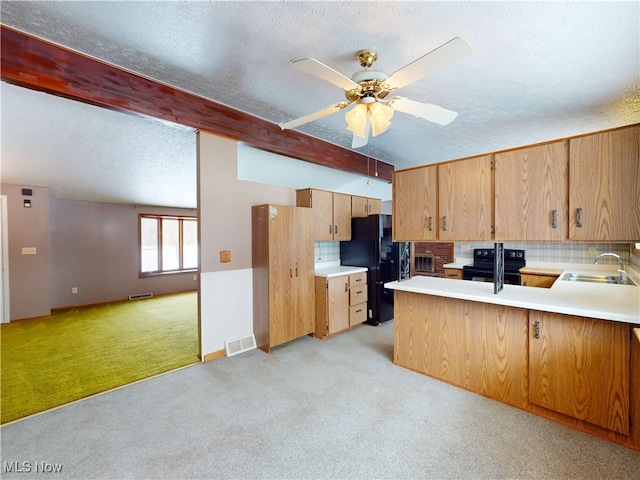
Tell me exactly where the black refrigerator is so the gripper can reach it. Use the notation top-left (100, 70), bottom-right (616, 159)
top-left (340, 214), bottom-right (399, 326)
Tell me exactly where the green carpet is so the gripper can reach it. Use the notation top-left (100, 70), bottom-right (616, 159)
top-left (1, 291), bottom-right (199, 424)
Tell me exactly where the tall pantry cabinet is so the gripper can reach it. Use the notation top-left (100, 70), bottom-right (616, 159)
top-left (252, 204), bottom-right (315, 353)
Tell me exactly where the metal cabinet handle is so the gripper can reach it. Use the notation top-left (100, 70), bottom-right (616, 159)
top-left (345, 282), bottom-right (348, 292)
top-left (427, 216), bottom-right (433, 232)
top-left (329, 224), bottom-right (333, 234)
top-left (551, 209), bottom-right (558, 229)
top-left (296, 267), bottom-right (298, 277)
top-left (442, 216), bottom-right (447, 231)
top-left (576, 208), bottom-right (583, 228)
top-left (534, 320), bottom-right (540, 339)
top-left (335, 225), bottom-right (338, 235)
top-left (290, 269), bottom-right (293, 278)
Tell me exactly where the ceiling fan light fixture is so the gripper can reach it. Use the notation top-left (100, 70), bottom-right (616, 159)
top-left (368, 102), bottom-right (394, 137)
top-left (345, 103), bottom-right (369, 137)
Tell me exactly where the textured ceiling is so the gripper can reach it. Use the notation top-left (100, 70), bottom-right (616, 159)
top-left (1, 1), bottom-right (639, 208)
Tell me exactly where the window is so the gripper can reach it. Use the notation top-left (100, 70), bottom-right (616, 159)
top-left (139, 214), bottom-right (197, 276)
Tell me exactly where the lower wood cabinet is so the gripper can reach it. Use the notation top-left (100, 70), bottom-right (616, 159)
top-left (520, 273), bottom-right (559, 288)
top-left (394, 292), bottom-right (529, 407)
top-left (528, 311), bottom-right (630, 435)
top-left (393, 290), bottom-right (638, 449)
top-left (315, 272), bottom-right (367, 339)
top-left (443, 268), bottom-right (463, 280)
top-left (520, 267), bottom-right (561, 288)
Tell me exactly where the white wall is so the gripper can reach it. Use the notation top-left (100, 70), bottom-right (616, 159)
top-left (197, 132), bottom-right (294, 357)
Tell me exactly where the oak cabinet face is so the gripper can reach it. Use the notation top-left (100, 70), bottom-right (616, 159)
top-left (438, 155), bottom-right (493, 241)
top-left (569, 125), bottom-right (640, 241)
top-left (520, 273), bottom-right (558, 288)
top-left (252, 205), bottom-right (315, 353)
top-left (392, 166), bottom-right (437, 241)
top-left (494, 141), bottom-right (569, 241)
top-left (297, 189), bottom-right (352, 241)
top-left (352, 196), bottom-right (382, 217)
top-left (315, 272), bottom-right (367, 339)
top-left (529, 311), bottom-right (630, 434)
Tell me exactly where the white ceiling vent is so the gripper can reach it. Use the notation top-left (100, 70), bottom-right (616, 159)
top-left (224, 334), bottom-right (257, 357)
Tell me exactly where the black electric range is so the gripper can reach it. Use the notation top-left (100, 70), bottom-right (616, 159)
top-left (462, 248), bottom-right (526, 285)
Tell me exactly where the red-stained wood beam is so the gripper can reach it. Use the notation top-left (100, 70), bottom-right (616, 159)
top-left (1, 26), bottom-right (393, 182)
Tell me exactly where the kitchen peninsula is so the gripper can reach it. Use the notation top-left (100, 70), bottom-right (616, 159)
top-left (385, 265), bottom-right (640, 450)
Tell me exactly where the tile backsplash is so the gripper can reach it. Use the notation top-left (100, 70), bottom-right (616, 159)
top-left (454, 242), bottom-right (635, 265)
top-left (316, 239), bottom-right (639, 270)
top-left (314, 241), bottom-right (340, 263)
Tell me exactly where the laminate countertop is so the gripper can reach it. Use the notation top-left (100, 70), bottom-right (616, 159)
top-left (386, 264), bottom-right (640, 325)
top-left (315, 264), bottom-right (368, 278)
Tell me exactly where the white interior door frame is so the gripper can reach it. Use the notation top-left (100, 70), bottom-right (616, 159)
top-left (0, 195), bottom-right (10, 323)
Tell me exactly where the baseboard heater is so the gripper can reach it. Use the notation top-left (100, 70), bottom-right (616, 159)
top-left (224, 334), bottom-right (257, 357)
top-left (128, 293), bottom-right (154, 300)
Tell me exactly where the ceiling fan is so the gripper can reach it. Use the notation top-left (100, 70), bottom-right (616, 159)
top-left (278, 37), bottom-right (472, 148)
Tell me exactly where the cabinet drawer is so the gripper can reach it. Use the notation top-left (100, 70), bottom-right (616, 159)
top-left (350, 304), bottom-right (367, 326)
top-left (349, 272), bottom-right (367, 286)
top-left (444, 268), bottom-right (463, 280)
top-left (350, 285), bottom-right (368, 306)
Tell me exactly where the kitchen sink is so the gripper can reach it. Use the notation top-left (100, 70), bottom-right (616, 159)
top-left (561, 273), bottom-right (637, 286)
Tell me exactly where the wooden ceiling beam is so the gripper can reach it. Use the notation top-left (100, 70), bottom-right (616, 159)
top-left (1, 26), bottom-right (393, 182)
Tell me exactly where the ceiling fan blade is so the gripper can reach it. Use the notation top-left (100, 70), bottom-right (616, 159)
top-left (351, 120), bottom-right (370, 148)
top-left (389, 97), bottom-right (458, 126)
top-left (279, 102), bottom-right (350, 130)
top-left (386, 37), bottom-right (472, 90)
top-left (291, 58), bottom-right (360, 91)
top-left (352, 132), bottom-right (368, 149)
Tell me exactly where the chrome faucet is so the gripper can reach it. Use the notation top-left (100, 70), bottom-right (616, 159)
top-left (594, 253), bottom-right (627, 284)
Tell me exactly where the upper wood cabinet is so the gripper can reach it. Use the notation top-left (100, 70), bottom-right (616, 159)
top-left (529, 311), bottom-right (630, 435)
top-left (296, 188), bottom-right (351, 241)
top-left (352, 195), bottom-right (382, 217)
top-left (438, 155), bottom-right (493, 241)
top-left (393, 165), bottom-right (437, 241)
top-left (494, 141), bottom-right (569, 241)
top-left (569, 125), bottom-right (640, 240)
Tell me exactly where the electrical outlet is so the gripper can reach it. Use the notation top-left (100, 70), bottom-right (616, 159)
top-left (72, 287), bottom-right (78, 294)
top-left (589, 247), bottom-right (597, 255)
top-left (21, 247), bottom-right (37, 255)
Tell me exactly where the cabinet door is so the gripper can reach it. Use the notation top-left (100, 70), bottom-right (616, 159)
top-left (529, 311), bottom-right (630, 434)
top-left (351, 196), bottom-right (368, 217)
top-left (569, 126), bottom-right (640, 240)
top-left (495, 142), bottom-right (569, 241)
top-left (438, 155), bottom-right (493, 241)
top-left (293, 207), bottom-right (315, 337)
top-left (393, 166), bottom-right (437, 241)
top-left (327, 276), bottom-right (350, 334)
top-left (309, 189), bottom-right (334, 241)
top-left (332, 193), bottom-right (352, 240)
top-left (268, 206), bottom-right (296, 347)
top-left (443, 268), bottom-right (463, 280)
top-left (367, 198), bottom-right (382, 215)
top-left (520, 274), bottom-right (558, 288)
